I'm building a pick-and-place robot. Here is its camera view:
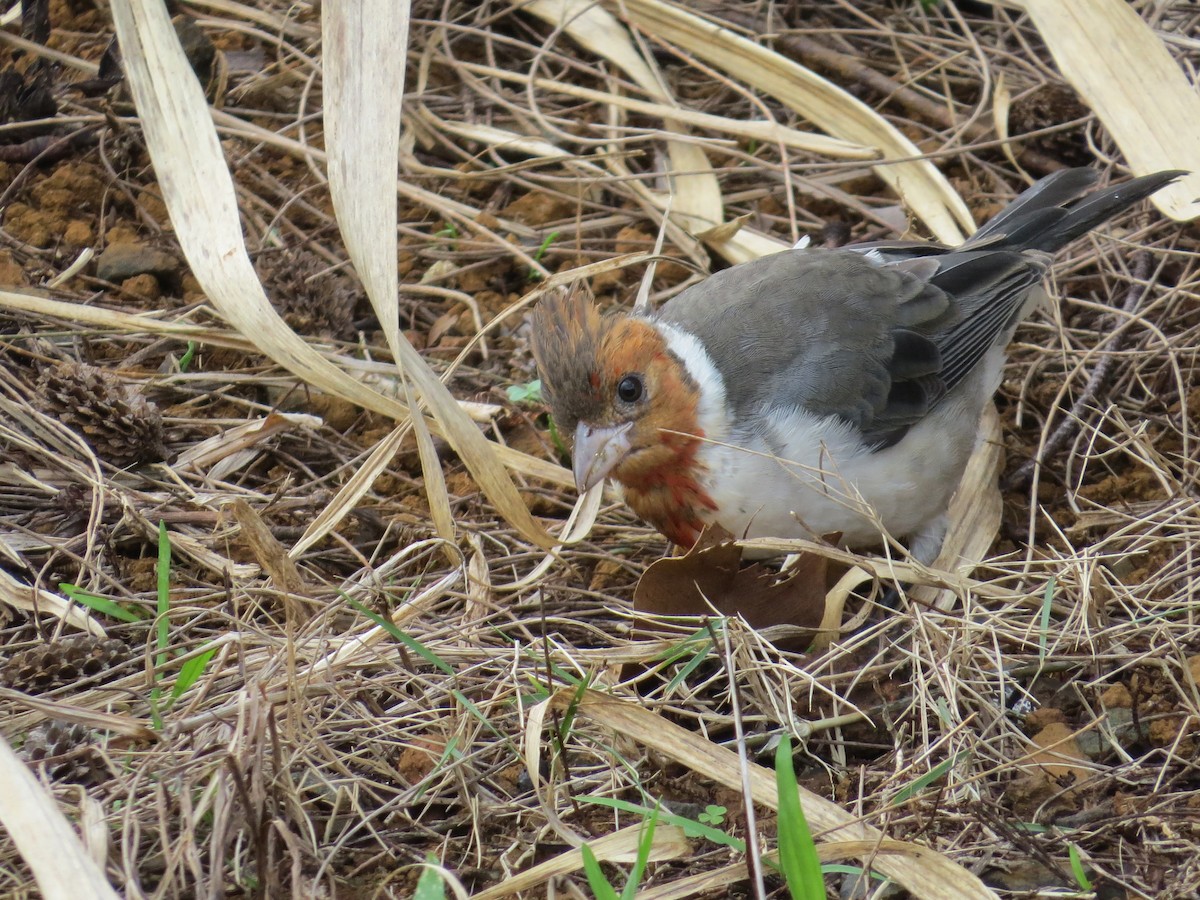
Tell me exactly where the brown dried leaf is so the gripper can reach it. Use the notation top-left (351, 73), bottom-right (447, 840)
top-left (633, 525), bottom-right (828, 644)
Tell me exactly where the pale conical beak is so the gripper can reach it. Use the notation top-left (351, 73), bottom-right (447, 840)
top-left (572, 421), bottom-right (633, 493)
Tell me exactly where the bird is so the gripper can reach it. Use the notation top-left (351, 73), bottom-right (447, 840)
top-left (529, 168), bottom-right (1180, 563)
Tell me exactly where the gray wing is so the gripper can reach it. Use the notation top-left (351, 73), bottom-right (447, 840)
top-left (654, 247), bottom-right (1042, 448)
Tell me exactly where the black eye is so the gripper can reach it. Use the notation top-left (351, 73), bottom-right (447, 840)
top-left (617, 374), bottom-right (644, 403)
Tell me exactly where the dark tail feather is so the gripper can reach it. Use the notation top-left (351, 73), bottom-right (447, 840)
top-left (968, 168), bottom-right (1184, 254)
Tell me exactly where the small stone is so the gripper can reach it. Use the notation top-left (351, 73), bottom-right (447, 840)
top-left (1024, 706), bottom-right (1066, 730)
top-left (96, 242), bottom-right (181, 283)
top-left (0, 251), bottom-right (28, 287)
top-left (62, 220), bottom-right (94, 247)
top-left (120, 274), bottom-right (162, 302)
top-left (1100, 682), bottom-right (1132, 708)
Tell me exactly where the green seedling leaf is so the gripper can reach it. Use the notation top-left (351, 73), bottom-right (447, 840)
top-left (1067, 843), bottom-right (1092, 891)
top-left (171, 646), bottom-right (217, 700)
top-left (156, 521), bottom-right (172, 671)
top-left (775, 735), bottom-right (825, 900)
top-left (178, 340), bottom-right (197, 372)
top-left (528, 231), bottom-right (560, 281)
top-left (698, 804), bottom-right (726, 826)
top-left (59, 583), bottom-right (147, 623)
top-left (1039, 576), bottom-right (1057, 665)
top-left (414, 855), bottom-right (448, 900)
top-left (545, 414), bottom-right (568, 461)
top-left (580, 844), bottom-right (619, 900)
top-left (621, 805), bottom-right (659, 900)
top-left (819, 865), bottom-right (888, 882)
top-left (505, 379), bottom-right (543, 405)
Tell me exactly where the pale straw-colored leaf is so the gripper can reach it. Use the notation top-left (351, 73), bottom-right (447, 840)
top-left (517, 0), bottom-right (778, 264)
top-left (290, 424), bottom-right (411, 559)
top-left (602, 0), bottom-right (976, 244)
top-left (109, 0), bottom-right (560, 550)
top-left (456, 62), bottom-right (878, 159)
top-left (991, 72), bottom-right (1028, 182)
top-left (0, 569), bottom-right (104, 636)
top-left (323, 1), bottom-right (557, 550)
top-left (0, 734), bottom-right (122, 900)
top-left (1008, 0), bottom-right (1200, 221)
top-left (0, 688), bottom-right (158, 741)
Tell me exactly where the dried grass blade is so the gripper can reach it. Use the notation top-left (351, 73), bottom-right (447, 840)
top-left (605, 0), bottom-right (975, 243)
top-left (911, 406), bottom-right (1004, 611)
top-left (531, 690), bottom-right (998, 900)
top-left (105, 0), bottom-right (566, 545)
top-left (517, 0), bottom-right (772, 263)
top-left (0, 291), bottom-right (564, 485)
top-left (472, 823), bottom-right (690, 899)
top-left (1011, 0), bottom-right (1200, 221)
top-left (0, 688), bottom-right (157, 741)
top-left (0, 734), bottom-right (121, 899)
top-left (457, 63), bottom-right (877, 159)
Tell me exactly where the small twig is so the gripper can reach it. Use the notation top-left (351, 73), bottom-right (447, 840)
top-left (1004, 250), bottom-right (1155, 492)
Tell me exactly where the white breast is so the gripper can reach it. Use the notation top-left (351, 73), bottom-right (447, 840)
top-left (662, 324), bottom-right (1003, 555)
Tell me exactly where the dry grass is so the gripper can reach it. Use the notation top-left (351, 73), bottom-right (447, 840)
top-left (1, 1), bottom-right (1200, 898)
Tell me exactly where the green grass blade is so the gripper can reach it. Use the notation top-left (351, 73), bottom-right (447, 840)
top-left (346, 597), bottom-right (454, 675)
top-left (621, 805), bottom-right (659, 900)
top-left (775, 735), bottom-right (825, 900)
top-left (156, 521), bottom-right (172, 674)
top-left (891, 752), bottom-right (967, 806)
top-left (171, 646), bottom-right (217, 700)
top-left (413, 855), bottom-right (448, 900)
top-left (580, 844), bottom-right (620, 900)
top-left (577, 796), bottom-right (744, 851)
top-left (1067, 843), bottom-right (1092, 890)
top-left (59, 584), bottom-right (146, 623)
top-left (1038, 575), bottom-right (1056, 664)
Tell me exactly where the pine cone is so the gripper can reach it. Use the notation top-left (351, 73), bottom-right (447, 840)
top-left (20, 721), bottom-right (109, 786)
top-left (1009, 84), bottom-right (1092, 168)
top-left (37, 362), bottom-right (166, 466)
top-left (0, 634), bottom-right (130, 693)
top-left (257, 248), bottom-right (357, 339)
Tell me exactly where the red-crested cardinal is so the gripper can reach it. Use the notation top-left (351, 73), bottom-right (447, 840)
top-left (530, 169), bottom-right (1180, 561)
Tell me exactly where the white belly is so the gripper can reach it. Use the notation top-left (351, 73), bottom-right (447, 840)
top-left (696, 354), bottom-right (998, 550)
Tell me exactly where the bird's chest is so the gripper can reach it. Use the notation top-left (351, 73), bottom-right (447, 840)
top-left (691, 402), bottom-right (975, 546)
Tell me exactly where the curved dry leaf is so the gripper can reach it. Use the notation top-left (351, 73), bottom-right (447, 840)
top-left (516, 0), bottom-right (778, 264)
top-left (323, 2), bottom-right (558, 550)
top-left (0, 734), bottom-right (121, 900)
top-left (1010, 0), bottom-right (1200, 221)
top-left (110, 0), bottom-right (564, 549)
top-left (605, 0), bottom-right (975, 243)
top-left (471, 822), bottom-right (690, 899)
top-left (0, 569), bottom-right (104, 637)
top-left (633, 525), bottom-right (829, 652)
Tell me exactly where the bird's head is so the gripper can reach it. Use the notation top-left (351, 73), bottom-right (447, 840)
top-left (529, 290), bottom-right (707, 501)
